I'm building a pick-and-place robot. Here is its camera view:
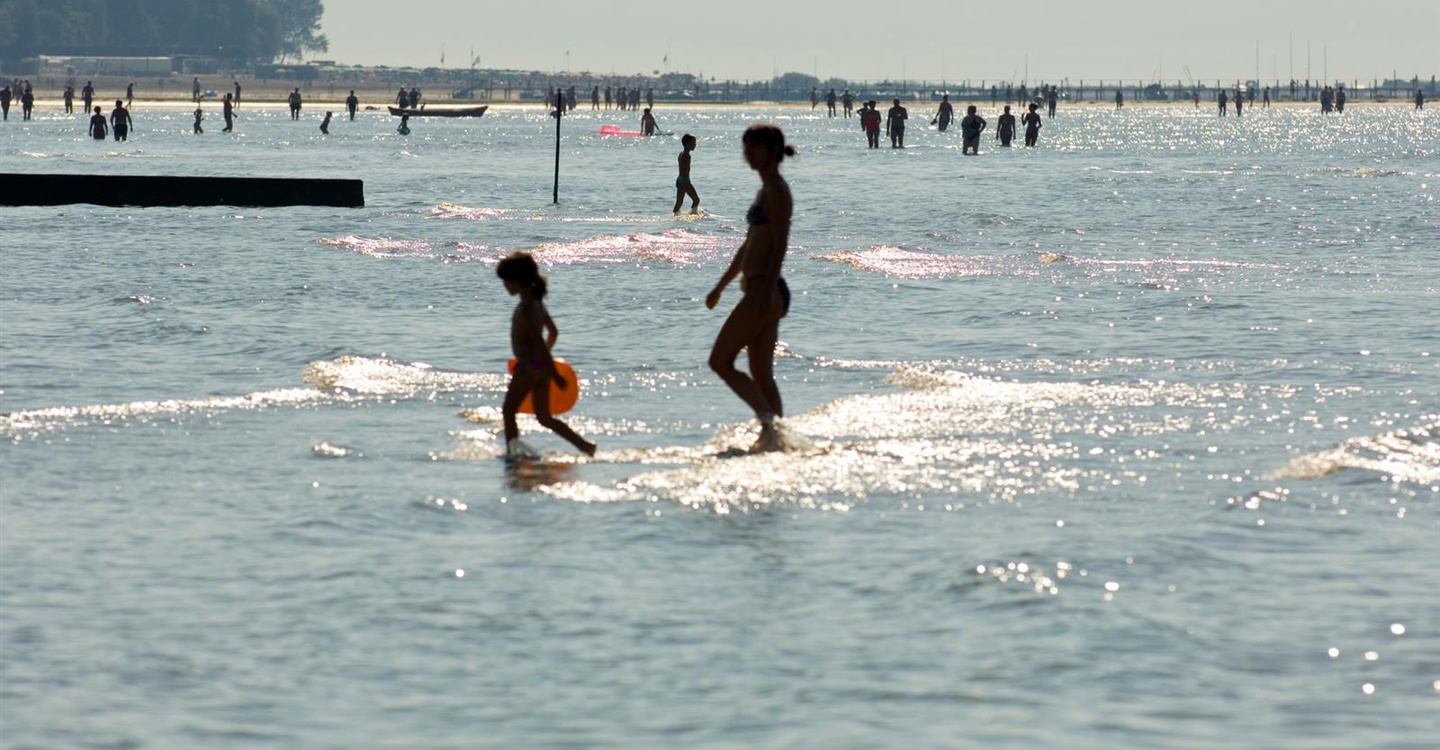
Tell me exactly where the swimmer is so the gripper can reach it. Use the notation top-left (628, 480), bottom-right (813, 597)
top-left (397, 114), bottom-right (410, 135)
top-left (706, 125), bottom-right (796, 453)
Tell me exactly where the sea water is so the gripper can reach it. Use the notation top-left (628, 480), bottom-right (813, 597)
top-left (2, 102), bottom-right (1437, 749)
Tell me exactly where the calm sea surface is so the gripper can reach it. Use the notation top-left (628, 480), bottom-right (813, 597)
top-left (2, 101), bottom-right (1438, 749)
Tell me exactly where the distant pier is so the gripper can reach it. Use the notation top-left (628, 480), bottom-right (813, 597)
top-left (0, 174), bottom-right (365, 208)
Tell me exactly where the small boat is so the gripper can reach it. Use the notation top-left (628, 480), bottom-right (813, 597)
top-left (387, 105), bottom-right (488, 118)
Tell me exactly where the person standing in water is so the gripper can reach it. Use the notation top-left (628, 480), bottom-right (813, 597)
top-left (932, 94), bottom-right (954, 132)
top-left (862, 101), bottom-right (881, 148)
top-left (109, 100), bottom-right (132, 141)
top-left (288, 88), bottom-right (302, 120)
top-left (193, 105), bottom-right (203, 134)
top-left (319, 111), bottom-right (332, 134)
top-left (886, 97), bottom-right (908, 148)
top-left (1114, 89), bottom-right (1124, 109)
top-left (959, 105), bottom-right (987, 155)
top-left (673, 133), bottom-right (700, 214)
top-left (88, 106), bottom-right (107, 140)
top-left (221, 93), bottom-right (235, 132)
top-left (1022, 102), bottom-right (1043, 147)
top-left (996, 105), bottom-right (1016, 147)
top-left (397, 115), bottom-right (410, 135)
top-left (640, 107), bottom-right (658, 136)
top-left (346, 90), bottom-right (359, 120)
top-left (706, 125), bottom-right (795, 453)
top-left (496, 251), bottom-right (596, 459)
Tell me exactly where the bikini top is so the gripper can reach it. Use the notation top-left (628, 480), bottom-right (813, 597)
top-left (746, 188), bottom-right (768, 226)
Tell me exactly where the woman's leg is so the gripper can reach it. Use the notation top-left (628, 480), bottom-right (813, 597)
top-left (709, 298), bottom-right (776, 420)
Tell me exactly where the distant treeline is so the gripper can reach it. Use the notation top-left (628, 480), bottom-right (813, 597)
top-left (0, 0), bottom-right (326, 62)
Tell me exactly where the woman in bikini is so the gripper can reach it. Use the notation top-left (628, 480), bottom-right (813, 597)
top-left (705, 125), bottom-right (795, 452)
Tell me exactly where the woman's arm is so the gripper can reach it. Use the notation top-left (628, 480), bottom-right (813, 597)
top-left (706, 243), bottom-right (747, 309)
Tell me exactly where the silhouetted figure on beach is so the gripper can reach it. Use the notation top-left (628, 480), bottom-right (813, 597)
top-left (591, 85), bottom-right (599, 110)
top-left (81, 81), bottom-right (94, 113)
top-left (996, 105), bottom-right (1016, 146)
top-left (826, 88), bottom-right (837, 117)
top-left (1046, 85), bottom-right (1058, 118)
top-left (89, 106), bottom-right (107, 139)
top-left (842, 90), bottom-right (854, 117)
top-left (126, 82), bottom-right (134, 108)
top-left (1263, 86), bottom-right (1271, 107)
top-left (991, 85), bottom-right (998, 106)
top-left (346, 90), bottom-right (359, 120)
top-left (1114, 89), bottom-right (1124, 109)
top-left (222, 93), bottom-right (234, 132)
top-left (1335, 86), bottom-right (1346, 113)
top-left (320, 111), bottom-right (332, 134)
top-left (809, 87), bottom-right (819, 110)
top-left (1218, 89), bottom-right (1228, 116)
top-left (63, 84), bottom-right (74, 114)
top-left (886, 98), bottom-right (908, 148)
top-left (861, 101), bottom-right (881, 148)
top-left (0, 85), bottom-right (10, 121)
top-left (288, 88), bottom-right (302, 120)
top-left (192, 77), bottom-right (201, 103)
top-left (1321, 86), bottom-right (1333, 114)
top-left (932, 94), bottom-right (954, 131)
top-left (1023, 102), bottom-right (1042, 147)
top-left (110, 100), bottom-right (132, 141)
top-left (20, 85), bottom-right (34, 120)
top-left (1417, 88), bottom-right (1425, 110)
top-left (960, 105), bottom-right (987, 155)
top-left (234, 80), bottom-right (242, 108)
top-left (1234, 88), bottom-right (1243, 117)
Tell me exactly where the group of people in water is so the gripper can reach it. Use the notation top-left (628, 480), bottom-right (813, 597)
top-left (506, 123), bottom-right (796, 458)
top-left (846, 95), bottom-right (1046, 152)
top-left (0, 81), bottom-right (388, 138)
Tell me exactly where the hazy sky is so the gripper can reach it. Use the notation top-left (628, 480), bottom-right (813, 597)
top-left (323, 0), bottom-right (1436, 84)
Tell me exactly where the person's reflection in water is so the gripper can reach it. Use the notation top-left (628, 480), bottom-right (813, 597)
top-left (504, 457), bottom-right (576, 493)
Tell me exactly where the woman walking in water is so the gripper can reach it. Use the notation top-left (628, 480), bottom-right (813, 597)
top-left (706, 125), bottom-right (795, 453)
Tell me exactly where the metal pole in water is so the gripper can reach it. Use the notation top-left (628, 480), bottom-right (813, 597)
top-left (553, 90), bottom-right (562, 204)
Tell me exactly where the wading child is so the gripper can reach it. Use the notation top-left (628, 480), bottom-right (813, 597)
top-left (497, 251), bottom-right (596, 458)
top-left (673, 134), bottom-right (700, 214)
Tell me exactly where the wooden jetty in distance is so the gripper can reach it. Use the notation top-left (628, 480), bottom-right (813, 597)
top-left (0, 174), bottom-right (365, 208)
